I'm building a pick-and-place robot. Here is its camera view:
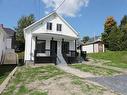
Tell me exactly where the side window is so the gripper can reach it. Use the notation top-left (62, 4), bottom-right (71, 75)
top-left (57, 24), bottom-right (62, 31)
top-left (47, 22), bottom-right (52, 30)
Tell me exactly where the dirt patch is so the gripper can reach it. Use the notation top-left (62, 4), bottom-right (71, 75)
top-left (26, 75), bottom-right (117, 95)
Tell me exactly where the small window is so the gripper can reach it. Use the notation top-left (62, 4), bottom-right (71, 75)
top-left (57, 24), bottom-right (62, 31)
top-left (47, 22), bottom-right (52, 30)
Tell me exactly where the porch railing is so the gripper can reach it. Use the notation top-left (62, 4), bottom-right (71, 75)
top-left (62, 50), bottom-right (78, 64)
top-left (34, 49), bottom-right (60, 64)
top-left (34, 49), bottom-right (50, 57)
top-left (63, 50), bottom-right (77, 57)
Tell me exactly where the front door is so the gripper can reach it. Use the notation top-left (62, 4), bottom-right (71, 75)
top-left (50, 41), bottom-right (57, 56)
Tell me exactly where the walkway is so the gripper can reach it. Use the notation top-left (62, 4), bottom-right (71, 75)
top-left (57, 65), bottom-right (95, 78)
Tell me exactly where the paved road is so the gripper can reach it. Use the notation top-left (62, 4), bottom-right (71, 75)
top-left (87, 74), bottom-right (127, 95)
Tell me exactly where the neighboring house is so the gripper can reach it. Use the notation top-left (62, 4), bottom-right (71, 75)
top-left (82, 38), bottom-right (105, 53)
top-left (24, 12), bottom-right (79, 64)
top-left (0, 24), bottom-right (7, 64)
top-left (3, 27), bottom-right (15, 49)
top-left (0, 24), bottom-right (16, 64)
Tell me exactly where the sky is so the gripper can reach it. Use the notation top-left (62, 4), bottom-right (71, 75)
top-left (0, 0), bottom-right (127, 38)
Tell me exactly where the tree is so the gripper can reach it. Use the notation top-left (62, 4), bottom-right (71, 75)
top-left (121, 32), bottom-right (127, 50)
top-left (15, 14), bottom-right (35, 51)
top-left (102, 16), bottom-right (117, 48)
top-left (82, 36), bottom-right (89, 43)
top-left (118, 15), bottom-right (127, 50)
top-left (119, 15), bottom-right (127, 32)
top-left (108, 27), bottom-right (123, 51)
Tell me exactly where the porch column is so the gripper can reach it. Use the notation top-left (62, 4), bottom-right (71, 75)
top-left (75, 40), bottom-right (77, 52)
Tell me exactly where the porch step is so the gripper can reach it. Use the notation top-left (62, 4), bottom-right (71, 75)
top-left (57, 52), bottom-right (67, 65)
top-left (35, 56), bottom-right (53, 63)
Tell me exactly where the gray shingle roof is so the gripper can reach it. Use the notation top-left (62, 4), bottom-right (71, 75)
top-left (3, 28), bottom-right (15, 36)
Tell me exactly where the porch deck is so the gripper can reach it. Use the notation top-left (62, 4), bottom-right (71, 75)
top-left (34, 49), bottom-right (77, 64)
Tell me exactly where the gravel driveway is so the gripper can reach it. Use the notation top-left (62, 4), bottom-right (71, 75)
top-left (87, 74), bottom-right (127, 95)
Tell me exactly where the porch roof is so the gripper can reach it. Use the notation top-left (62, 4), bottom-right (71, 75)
top-left (32, 32), bottom-right (78, 40)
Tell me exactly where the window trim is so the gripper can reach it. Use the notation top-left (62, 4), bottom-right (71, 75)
top-left (57, 24), bottom-right (62, 31)
top-left (47, 22), bottom-right (52, 30)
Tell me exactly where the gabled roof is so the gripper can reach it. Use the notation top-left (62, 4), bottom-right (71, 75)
top-left (84, 38), bottom-right (103, 45)
top-left (3, 28), bottom-right (15, 36)
top-left (24, 11), bottom-right (79, 36)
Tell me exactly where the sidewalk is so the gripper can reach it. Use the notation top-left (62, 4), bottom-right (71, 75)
top-left (57, 65), bottom-right (95, 78)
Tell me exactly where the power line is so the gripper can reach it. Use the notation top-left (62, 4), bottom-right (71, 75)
top-left (55, 0), bottom-right (66, 12)
top-left (34, 0), bottom-right (41, 18)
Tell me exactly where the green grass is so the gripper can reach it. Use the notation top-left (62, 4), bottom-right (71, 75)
top-left (0, 65), bottom-right (16, 84)
top-left (89, 51), bottom-right (127, 68)
top-left (30, 91), bottom-right (48, 95)
top-left (70, 64), bottom-right (120, 76)
top-left (71, 76), bottom-right (105, 95)
top-left (14, 65), bottom-right (65, 84)
top-left (2, 65), bottom-right (117, 95)
top-left (1, 65), bottom-right (64, 95)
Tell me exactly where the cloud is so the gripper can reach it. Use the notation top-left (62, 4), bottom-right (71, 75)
top-left (41, 0), bottom-right (89, 17)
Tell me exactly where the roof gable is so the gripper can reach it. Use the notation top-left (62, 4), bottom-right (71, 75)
top-left (24, 12), bottom-right (79, 36)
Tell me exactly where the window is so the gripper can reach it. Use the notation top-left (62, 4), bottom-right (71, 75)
top-left (47, 22), bottom-right (52, 30)
top-left (36, 40), bottom-right (46, 53)
top-left (62, 42), bottom-right (69, 54)
top-left (57, 24), bottom-right (62, 31)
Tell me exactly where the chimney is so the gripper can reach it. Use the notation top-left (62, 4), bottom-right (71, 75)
top-left (0, 24), bottom-right (4, 28)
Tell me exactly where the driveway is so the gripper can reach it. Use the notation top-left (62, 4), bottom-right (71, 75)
top-left (87, 74), bottom-right (127, 95)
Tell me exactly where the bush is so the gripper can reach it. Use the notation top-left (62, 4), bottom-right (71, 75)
top-left (17, 52), bottom-right (24, 66)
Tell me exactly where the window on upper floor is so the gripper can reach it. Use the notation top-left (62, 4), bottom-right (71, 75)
top-left (47, 22), bottom-right (52, 30)
top-left (57, 24), bottom-right (62, 31)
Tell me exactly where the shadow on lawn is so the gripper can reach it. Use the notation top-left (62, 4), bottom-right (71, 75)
top-left (0, 64), bottom-right (16, 84)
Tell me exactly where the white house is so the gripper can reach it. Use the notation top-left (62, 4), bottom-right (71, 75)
top-left (0, 25), bottom-right (7, 64)
top-left (24, 12), bottom-right (80, 64)
top-left (82, 39), bottom-right (105, 53)
top-left (3, 28), bottom-right (15, 49)
top-left (0, 24), bottom-right (16, 64)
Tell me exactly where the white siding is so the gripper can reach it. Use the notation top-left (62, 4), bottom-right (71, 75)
top-left (82, 44), bottom-right (94, 53)
top-left (31, 37), bottom-right (35, 60)
top-left (0, 28), bottom-right (7, 63)
top-left (24, 33), bottom-right (32, 61)
top-left (31, 14), bottom-right (77, 38)
top-left (6, 38), bottom-right (12, 49)
top-left (24, 13), bottom-right (78, 62)
top-left (69, 40), bottom-right (75, 51)
top-left (82, 43), bottom-right (105, 53)
top-left (94, 43), bottom-right (99, 53)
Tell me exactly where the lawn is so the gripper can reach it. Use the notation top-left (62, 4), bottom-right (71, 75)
top-left (1, 65), bottom-right (117, 95)
top-left (0, 64), bottom-right (16, 84)
top-left (88, 51), bottom-right (127, 68)
top-left (70, 64), bottom-right (120, 76)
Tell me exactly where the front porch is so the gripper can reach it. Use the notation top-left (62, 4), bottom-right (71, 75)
top-left (33, 33), bottom-right (78, 64)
